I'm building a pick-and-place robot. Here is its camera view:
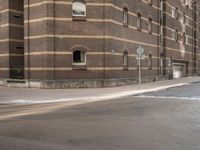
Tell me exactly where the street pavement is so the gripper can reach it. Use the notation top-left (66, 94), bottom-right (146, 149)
top-left (1, 81), bottom-right (200, 150)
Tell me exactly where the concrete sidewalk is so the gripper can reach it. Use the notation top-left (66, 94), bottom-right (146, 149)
top-left (0, 76), bottom-right (200, 105)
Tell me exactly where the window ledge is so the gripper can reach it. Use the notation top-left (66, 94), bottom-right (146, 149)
top-left (123, 66), bottom-right (128, 70)
top-left (73, 63), bottom-right (87, 70)
top-left (123, 23), bottom-right (128, 27)
top-left (148, 68), bottom-right (153, 70)
top-left (72, 16), bottom-right (87, 21)
top-left (73, 62), bottom-right (86, 65)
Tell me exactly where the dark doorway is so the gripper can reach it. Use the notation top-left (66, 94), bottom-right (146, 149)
top-left (9, 0), bottom-right (24, 79)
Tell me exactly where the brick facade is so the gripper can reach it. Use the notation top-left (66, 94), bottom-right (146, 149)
top-left (0, 0), bottom-right (199, 88)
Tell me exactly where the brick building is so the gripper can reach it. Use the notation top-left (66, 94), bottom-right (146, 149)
top-left (0, 0), bottom-right (199, 88)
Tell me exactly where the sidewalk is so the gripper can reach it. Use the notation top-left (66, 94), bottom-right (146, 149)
top-left (0, 76), bottom-right (200, 105)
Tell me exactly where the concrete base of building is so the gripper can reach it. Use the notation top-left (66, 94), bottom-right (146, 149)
top-left (0, 76), bottom-right (171, 89)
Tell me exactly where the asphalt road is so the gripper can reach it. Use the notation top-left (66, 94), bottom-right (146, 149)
top-left (143, 81), bottom-right (200, 98)
top-left (1, 82), bottom-right (200, 150)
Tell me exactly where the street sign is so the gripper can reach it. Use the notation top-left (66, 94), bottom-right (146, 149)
top-left (136, 54), bottom-right (145, 60)
top-left (136, 46), bottom-right (145, 89)
top-left (136, 46), bottom-right (144, 55)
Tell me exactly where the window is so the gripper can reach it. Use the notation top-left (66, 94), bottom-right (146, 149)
top-left (160, 25), bottom-right (163, 35)
top-left (160, 25), bottom-right (163, 44)
top-left (182, 32), bottom-right (186, 44)
top-left (182, 0), bottom-right (186, 6)
top-left (148, 54), bottom-right (152, 70)
top-left (199, 39), bottom-right (200, 48)
top-left (182, 13), bottom-right (186, 23)
top-left (185, 0), bottom-right (190, 7)
top-left (166, 57), bottom-right (172, 67)
top-left (172, 7), bottom-right (178, 19)
top-left (137, 13), bottom-right (141, 30)
top-left (123, 52), bottom-right (128, 67)
top-left (199, 6), bottom-right (200, 15)
top-left (123, 7), bottom-right (128, 26)
top-left (182, 33), bottom-right (188, 44)
top-left (72, 0), bottom-right (86, 17)
top-left (173, 29), bottom-right (178, 41)
top-left (148, 0), bottom-right (152, 5)
top-left (199, 22), bottom-right (200, 32)
top-left (0, 7), bottom-right (1, 28)
top-left (189, 0), bottom-right (193, 8)
top-left (198, 60), bottom-right (200, 69)
top-left (181, 0), bottom-right (184, 5)
top-left (160, 0), bottom-right (163, 11)
top-left (186, 36), bottom-right (189, 44)
top-left (175, 7), bottom-right (178, 19)
top-left (148, 17), bottom-right (152, 33)
top-left (172, 8), bottom-right (175, 18)
top-left (73, 50), bottom-right (86, 64)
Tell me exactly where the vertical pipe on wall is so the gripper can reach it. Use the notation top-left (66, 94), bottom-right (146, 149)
top-left (103, 0), bottom-right (106, 85)
top-left (53, 0), bottom-right (56, 81)
top-left (192, 1), bottom-right (196, 74)
top-left (27, 0), bottom-right (30, 87)
top-left (158, 0), bottom-right (162, 77)
top-left (159, 0), bottom-right (164, 77)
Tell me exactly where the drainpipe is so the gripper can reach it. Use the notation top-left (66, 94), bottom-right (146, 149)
top-left (103, 0), bottom-right (106, 86)
top-left (192, 2), bottom-right (196, 74)
top-left (158, 0), bottom-right (162, 77)
top-left (159, 0), bottom-right (164, 77)
top-left (53, 0), bottom-right (56, 83)
top-left (27, 0), bottom-right (30, 87)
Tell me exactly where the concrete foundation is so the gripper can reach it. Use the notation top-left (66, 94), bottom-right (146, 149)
top-left (0, 75), bottom-right (171, 89)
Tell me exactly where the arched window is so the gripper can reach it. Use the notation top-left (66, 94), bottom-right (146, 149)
top-left (123, 7), bottom-right (128, 26)
top-left (73, 50), bottom-right (86, 64)
top-left (123, 51), bottom-right (128, 67)
top-left (137, 13), bottom-right (141, 30)
top-left (72, 0), bottom-right (86, 17)
top-left (148, 17), bottom-right (152, 33)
